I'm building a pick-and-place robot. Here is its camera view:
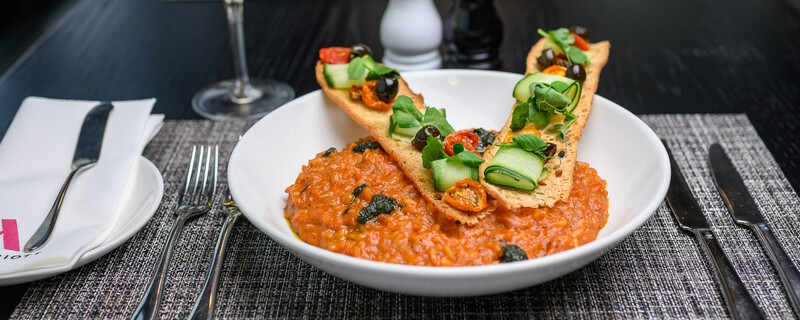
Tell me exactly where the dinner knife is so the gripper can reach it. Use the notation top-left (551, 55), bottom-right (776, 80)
top-left (709, 143), bottom-right (800, 317)
top-left (24, 102), bottom-right (114, 252)
top-left (663, 141), bottom-right (765, 320)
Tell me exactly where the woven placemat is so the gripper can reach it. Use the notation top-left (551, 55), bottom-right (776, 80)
top-left (10, 114), bottom-right (800, 319)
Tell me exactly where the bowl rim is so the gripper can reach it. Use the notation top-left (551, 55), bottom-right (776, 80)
top-left (228, 69), bottom-right (670, 277)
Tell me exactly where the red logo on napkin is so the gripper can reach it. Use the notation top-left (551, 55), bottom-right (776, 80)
top-left (0, 219), bottom-right (20, 251)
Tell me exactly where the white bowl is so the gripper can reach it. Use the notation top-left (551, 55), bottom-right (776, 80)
top-left (228, 70), bottom-right (670, 296)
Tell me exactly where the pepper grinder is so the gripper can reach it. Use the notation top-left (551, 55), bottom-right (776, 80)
top-left (380, 0), bottom-right (443, 71)
top-left (443, 0), bottom-right (503, 69)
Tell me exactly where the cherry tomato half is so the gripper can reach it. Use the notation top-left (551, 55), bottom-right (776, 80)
top-left (319, 47), bottom-right (351, 64)
top-left (444, 130), bottom-right (480, 156)
top-left (571, 33), bottom-right (590, 51)
top-left (443, 178), bottom-right (488, 212)
top-left (361, 80), bottom-right (392, 110)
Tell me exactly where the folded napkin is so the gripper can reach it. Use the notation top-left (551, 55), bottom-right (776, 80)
top-left (0, 97), bottom-right (163, 275)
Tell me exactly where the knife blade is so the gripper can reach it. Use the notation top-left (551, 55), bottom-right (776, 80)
top-left (710, 143), bottom-right (800, 317)
top-left (663, 140), bottom-right (765, 320)
top-left (23, 102), bottom-right (114, 252)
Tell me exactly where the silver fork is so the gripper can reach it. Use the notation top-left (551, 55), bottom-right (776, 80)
top-left (132, 145), bottom-right (219, 320)
top-left (189, 189), bottom-right (242, 320)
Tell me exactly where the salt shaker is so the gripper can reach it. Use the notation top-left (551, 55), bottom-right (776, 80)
top-left (380, 0), bottom-right (443, 71)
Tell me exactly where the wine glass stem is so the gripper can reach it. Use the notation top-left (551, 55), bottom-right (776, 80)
top-left (225, 0), bottom-right (250, 99)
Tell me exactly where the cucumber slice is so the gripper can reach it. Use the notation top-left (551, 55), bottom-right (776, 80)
top-left (323, 64), bottom-right (362, 89)
top-left (389, 125), bottom-right (419, 142)
top-left (512, 72), bottom-right (581, 112)
top-left (432, 159), bottom-right (478, 191)
top-left (483, 147), bottom-right (544, 191)
top-left (323, 56), bottom-right (376, 89)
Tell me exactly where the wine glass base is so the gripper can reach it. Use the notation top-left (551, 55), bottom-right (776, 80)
top-left (192, 78), bottom-right (295, 121)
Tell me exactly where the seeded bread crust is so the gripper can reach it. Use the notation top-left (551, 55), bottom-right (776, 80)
top-left (478, 39), bottom-right (611, 209)
top-left (315, 61), bottom-right (492, 225)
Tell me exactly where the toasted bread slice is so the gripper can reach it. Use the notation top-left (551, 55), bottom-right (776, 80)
top-left (479, 38), bottom-right (611, 209)
top-left (315, 62), bottom-right (491, 225)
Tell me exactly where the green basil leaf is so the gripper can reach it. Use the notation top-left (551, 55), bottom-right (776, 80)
top-left (512, 134), bottom-right (547, 153)
top-left (348, 57), bottom-right (366, 80)
top-left (392, 112), bottom-right (421, 128)
top-left (392, 96), bottom-right (423, 120)
top-left (421, 107), bottom-right (454, 137)
top-left (366, 64), bottom-right (400, 81)
top-left (390, 96), bottom-right (423, 130)
top-left (421, 136), bottom-right (446, 169)
top-left (453, 149), bottom-right (485, 168)
top-left (452, 143), bottom-right (465, 155)
top-left (564, 112), bottom-right (576, 125)
top-left (548, 123), bottom-right (568, 140)
top-left (537, 28), bottom-right (550, 39)
top-left (550, 28), bottom-right (574, 49)
top-left (550, 81), bottom-right (570, 92)
top-left (566, 46), bottom-right (590, 66)
top-left (544, 87), bottom-right (570, 108)
top-left (528, 100), bottom-right (550, 127)
top-left (510, 102), bottom-right (529, 131)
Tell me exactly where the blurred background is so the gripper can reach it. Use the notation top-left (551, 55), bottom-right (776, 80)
top-left (0, 0), bottom-right (77, 76)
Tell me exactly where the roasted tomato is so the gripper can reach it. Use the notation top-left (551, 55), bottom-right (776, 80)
top-left (443, 179), bottom-right (488, 212)
top-left (361, 80), bottom-right (393, 110)
top-left (571, 33), bottom-right (590, 51)
top-left (542, 65), bottom-right (567, 77)
top-left (319, 47), bottom-right (351, 64)
top-left (444, 130), bottom-right (480, 156)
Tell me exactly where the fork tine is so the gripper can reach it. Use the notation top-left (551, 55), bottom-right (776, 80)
top-left (201, 145), bottom-right (213, 205)
top-left (212, 145), bottom-right (219, 203)
top-left (201, 145), bottom-right (211, 202)
top-left (192, 145), bottom-right (205, 204)
top-left (179, 145), bottom-right (197, 205)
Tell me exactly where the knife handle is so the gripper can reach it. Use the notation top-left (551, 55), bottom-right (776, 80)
top-left (694, 229), bottom-right (765, 320)
top-left (750, 223), bottom-right (800, 316)
top-left (23, 163), bottom-right (93, 252)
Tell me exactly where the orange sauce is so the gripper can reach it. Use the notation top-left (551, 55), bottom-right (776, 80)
top-left (284, 140), bottom-right (609, 266)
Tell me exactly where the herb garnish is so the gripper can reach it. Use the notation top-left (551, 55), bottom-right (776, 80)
top-left (421, 136), bottom-right (447, 169)
top-left (343, 183), bottom-right (368, 215)
top-left (421, 137), bottom-right (485, 170)
top-left (500, 242), bottom-right (529, 262)
top-left (348, 55), bottom-right (400, 81)
top-left (389, 96), bottom-right (454, 138)
top-left (353, 140), bottom-right (382, 153)
top-left (497, 134), bottom-right (548, 159)
top-left (420, 107), bottom-right (454, 137)
top-left (357, 194), bottom-right (401, 224)
top-left (472, 128), bottom-right (497, 153)
top-left (537, 28), bottom-right (590, 66)
top-left (322, 147), bottom-right (336, 157)
top-left (351, 183), bottom-right (367, 197)
top-left (509, 81), bottom-right (577, 140)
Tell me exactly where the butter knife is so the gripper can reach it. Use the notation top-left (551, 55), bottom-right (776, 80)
top-left (24, 102), bottom-right (114, 252)
top-left (709, 143), bottom-right (800, 317)
top-left (663, 141), bottom-right (765, 320)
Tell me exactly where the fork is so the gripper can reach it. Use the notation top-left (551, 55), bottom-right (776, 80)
top-left (132, 145), bottom-right (219, 320)
top-left (189, 189), bottom-right (242, 320)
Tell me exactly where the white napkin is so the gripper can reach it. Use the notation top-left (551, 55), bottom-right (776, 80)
top-left (0, 97), bottom-right (162, 275)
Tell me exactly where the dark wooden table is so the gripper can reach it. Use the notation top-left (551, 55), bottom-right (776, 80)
top-left (1, 0), bottom-right (798, 317)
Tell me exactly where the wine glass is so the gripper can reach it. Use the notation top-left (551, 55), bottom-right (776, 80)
top-left (192, 0), bottom-right (295, 121)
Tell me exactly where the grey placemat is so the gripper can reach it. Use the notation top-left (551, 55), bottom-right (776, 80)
top-left (11, 114), bottom-right (800, 319)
